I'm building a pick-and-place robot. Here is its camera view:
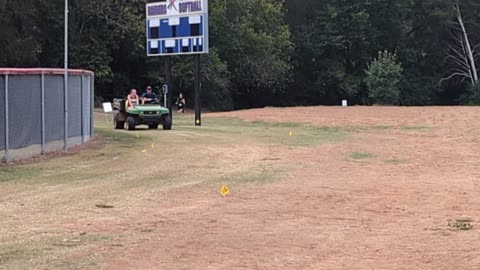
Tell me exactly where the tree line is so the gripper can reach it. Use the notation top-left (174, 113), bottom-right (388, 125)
top-left (1, 0), bottom-right (479, 110)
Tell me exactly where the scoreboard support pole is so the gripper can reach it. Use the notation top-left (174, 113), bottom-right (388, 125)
top-left (165, 56), bottom-right (173, 123)
top-left (194, 54), bottom-right (201, 126)
top-left (146, 1), bottom-right (209, 127)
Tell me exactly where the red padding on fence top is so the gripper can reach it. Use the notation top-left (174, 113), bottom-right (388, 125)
top-left (0, 68), bottom-right (94, 76)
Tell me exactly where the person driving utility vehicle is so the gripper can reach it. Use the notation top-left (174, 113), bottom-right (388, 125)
top-left (142, 86), bottom-right (158, 104)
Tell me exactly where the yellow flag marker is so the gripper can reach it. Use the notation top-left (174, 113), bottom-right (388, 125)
top-left (220, 185), bottom-right (230, 197)
top-left (289, 130), bottom-right (294, 137)
top-left (136, 132), bottom-right (140, 139)
top-left (151, 143), bottom-right (155, 149)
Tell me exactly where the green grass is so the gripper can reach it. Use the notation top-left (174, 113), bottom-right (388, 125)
top-left (216, 163), bottom-right (294, 186)
top-left (0, 129), bottom-right (146, 185)
top-left (350, 152), bottom-right (375, 160)
top-left (346, 125), bottom-right (433, 133)
top-left (252, 120), bottom-right (304, 128)
top-left (371, 125), bottom-right (393, 130)
top-left (448, 218), bottom-right (473, 231)
top-left (179, 117), bottom-right (348, 147)
top-left (222, 171), bottom-right (277, 185)
top-left (0, 116), bottom-right (349, 186)
top-left (344, 125), bottom-right (392, 132)
top-left (0, 243), bottom-right (42, 268)
top-left (0, 234), bottom-right (111, 270)
top-left (0, 167), bottom-right (41, 183)
top-left (401, 126), bottom-right (431, 131)
top-left (384, 158), bottom-right (407, 165)
top-left (0, 115), bottom-right (350, 190)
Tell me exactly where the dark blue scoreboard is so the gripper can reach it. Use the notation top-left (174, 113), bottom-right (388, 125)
top-left (146, 0), bottom-right (209, 56)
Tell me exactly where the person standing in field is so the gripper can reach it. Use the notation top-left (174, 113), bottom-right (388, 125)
top-left (175, 93), bottom-right (186, 113)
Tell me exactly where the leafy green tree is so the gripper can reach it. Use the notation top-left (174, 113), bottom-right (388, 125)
top-left (4, 0), bottom-right (480, 108)
top-left (171, 49), bottom-right (233, 111)
top-left (286, 0), bottom-right (400, 105)
top-left (0, 0), bottom-right (42, 66)
top-left (210, 0), bottom-right (293, 108)
top-left (365, 50), bottom-right (403, 105)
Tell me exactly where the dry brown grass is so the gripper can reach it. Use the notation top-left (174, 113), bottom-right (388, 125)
top-left (2, 107), bottom-right (480, 269)
top-left (0, 111), bottom-right (346, 269)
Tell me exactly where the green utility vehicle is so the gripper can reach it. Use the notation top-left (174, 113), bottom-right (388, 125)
top-left (112, 98), bottom-right (172, 131)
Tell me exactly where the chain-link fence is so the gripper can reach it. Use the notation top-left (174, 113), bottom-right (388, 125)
top-left (0, 69), bottom-right (94, 162)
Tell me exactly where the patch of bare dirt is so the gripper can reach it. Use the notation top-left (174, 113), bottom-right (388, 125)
top-left (68, 107), bottom-right (480, 269)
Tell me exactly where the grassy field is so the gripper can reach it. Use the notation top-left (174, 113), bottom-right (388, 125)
top-left (0, 112), bottom-right (349, 269)
top-left (1, 106), bottom-right (479, 269)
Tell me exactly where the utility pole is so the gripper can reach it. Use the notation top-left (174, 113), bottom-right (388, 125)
top-left (194, 55), bottom-right (201, 126)
top-left (165, 56), bottom-right (173, 123)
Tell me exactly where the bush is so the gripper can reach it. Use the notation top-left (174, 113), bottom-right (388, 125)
top-left (398, 73), bottom-right (436, 106)
top-left (458, 83), bottom-right (480, 105)
top-left (365, 50), bottom-right (403, 105)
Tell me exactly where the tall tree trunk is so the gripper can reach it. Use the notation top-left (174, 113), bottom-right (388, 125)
top-left (456, 3), bottom-right (478, 84)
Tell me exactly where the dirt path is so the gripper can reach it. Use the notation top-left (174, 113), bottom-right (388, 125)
top-left (62, 106), bottom-right (480, 269)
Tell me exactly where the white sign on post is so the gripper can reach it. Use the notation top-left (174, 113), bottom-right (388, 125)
top-left (103, 102), bottom-right (113, 113)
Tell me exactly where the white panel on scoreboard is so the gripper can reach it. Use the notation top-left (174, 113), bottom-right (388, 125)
top-left (150, 19), bottom-right (160, 27)
top-left (165, 40), bottom-right (176, 48)
top-left (189, 16), bottom-right (201, 24)
top-left (168, 17), bottom-right (180, 26)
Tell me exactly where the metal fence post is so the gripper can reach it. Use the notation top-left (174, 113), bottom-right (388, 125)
top-left (64, 0), bottom-right (69, 151)
top-left (80, 74), bottom-right (85, 143)
top-left (41, 74), bottom-right (46, 154)
top-left (90, 75), bottom-right (94, 139)
top-left (64, 73), bottom-right (69, 150)
top-left (4, 75), bottom-right (9, 163)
